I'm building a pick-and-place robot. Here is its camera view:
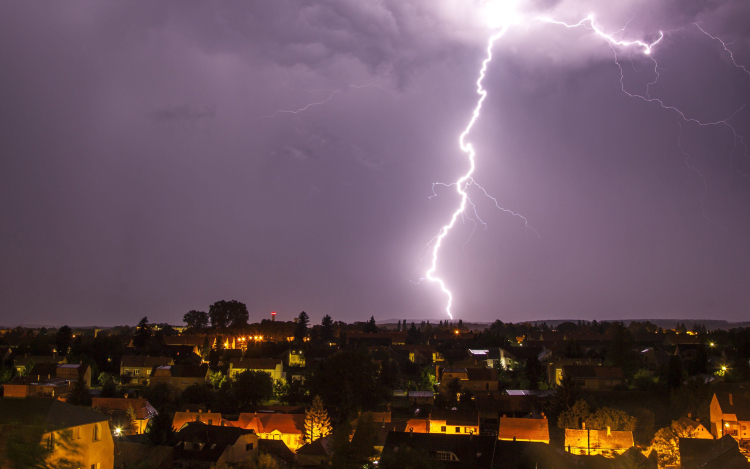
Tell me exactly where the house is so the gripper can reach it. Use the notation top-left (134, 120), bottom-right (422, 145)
top-left (114, 441), bottom-right (173, 469)
top-left (709, 390), bottom-right (750, 441)
top-left (561, 365), bottom-right (624, 391)
top-left (92, 397), bottom-right (157, 435)
top-left (546, 357), bottom-right (601, 385)
top-left (228, 358), bottom-right (284, 382)
top-left (497, 417), bottom-right (550, 444)
top-left (381, 432), bottom-right (560, 469)
top-left (173, 421), bottom-right (258, 468)
top-left (237, 412), bottom-right (306, 451)
top-left (468, 348), bottom-right (515, 370)
top-left (408, 390), bottom-right (435, 406)
top-left (287, 349), bottom-right (306, 367)
top-left (564, 426), bottom-right (634, 456)
top-left (3, 363), bottom-right (90, 398)
top-left (56, 363), bottom-right (92, 388)
top-left (296, 435), bottom-right (334, 466)
top-left (428, 409), bottom-right (480, 435)
top-left (120, 356), bottom-right (174, 386)
top-left (680, 435), bottom-right (750, 469)
top-left (672, 416), bottom-right (714, 440)
top-left (0, 397), bottom-right (115, 469)
top-left (439, 367), bottom-right (499, 394)
top-left (172, 411), bottom-right (233, 431)
top-left (391, 344), bottom-right (443, 364)
top-left (149, 364), bottom-right (208, 394)
top-left (13, 354), bottom-right (67, 374)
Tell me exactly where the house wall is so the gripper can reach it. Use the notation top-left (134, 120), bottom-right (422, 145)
top-left (260, 430), bottom-right (303, 451)
top-left (219, 434), bottom-right (258, 463)
top-left (427, 420), bottom-right (479, 435)
top-left (46, 421), bottom-right (115, 469)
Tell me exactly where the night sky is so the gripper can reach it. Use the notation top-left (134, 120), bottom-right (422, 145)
top-left (1, 1), bottom-right (749, 327)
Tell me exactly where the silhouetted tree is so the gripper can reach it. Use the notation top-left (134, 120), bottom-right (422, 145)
top-left (363, 316), bottom-right (378, 333)
top-left (68, 374), bottom-right (92, 406)
top-left (321, 314), bottom-right (334, 343)
top-left (183, 310), bottom-right (209, 331)
top-left (208, 300), bottom-right (249, 329)
top-left (668, 355), bottom-right (683, 390)
top-left (55, 325), bottom-right (73, 355)
top-left (133, 317), bottom-right (151, 350)
top-left (145, 408), bottom-right (174, 446)
top-left (233, 370), bottom-right (274, 411)
top-left (294, 311), bottom-right (310, 343)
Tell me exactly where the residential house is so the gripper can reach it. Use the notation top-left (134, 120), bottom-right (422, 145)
top-left (680, 435), bottom-right (750, 469)
top-left (408, 390), bottom-right (435, 406)
top-left (428, 409), bottom-right (480, 435)
top-left (672, 416), bottom-right (714, 440)
top-left (92, 397), bottom-right (157, 435)
top-left (497, 417), bottom-right (550, 444)
top-left (0, 397), bottom-right (115, 469)
top-left (237, 412), bottom-right (306, 451)
top-left (710, 390), bottom-right (750, 441)
top-left (468, 348), bottom-right (515, 370)
top-left (439, 367), bottom-right (499, 395)
top-left (13, 354), bottom-right (66, 375)
top-left (228, 358), bottom-right (284, 382)
top-left (114, 442), bottom-right (173, 469)
top-left (173, 421), bottom-right (258, 468)
top-left (296, 435), bottom-right (334, 466)
top-left (391, 344), bottom-right (442, 364)
top-left (120, 356), bottom-right (174, 386)
top-left (564, 426), bottom-right (634, 456)
top-left (56, 363), bottom-right (92, 388)
top-left (149, 364), bottom-right (208, 394)
top-left (287, 349), bottom-right (306, 367)
top-left (561, 365), bottom-right (624, 391)
top-left (173, 411), bottom-right (233, 431)
top-left (546, 357), bottom-right (601, 385)
top-left (3, 363), bottom-right (90, 398)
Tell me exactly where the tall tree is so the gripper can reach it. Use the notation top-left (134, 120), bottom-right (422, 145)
top-left (233, 370), bottom-right (274, 411)
top-left (133, 317), bottom-right (151, 350)
top-left (144, 408), bottom-right (174, 446)
top-left (208, 300), bottom-right (249, 329)
top-left (55, 325), bottom-right (73, 355)
top-left (68, 374), bottom-right (92, 406)
top-left (294, 311), bottom-right (310, 343)
top-left (321, 315), bottom-right (334, 343)
top-left (304, 395), bottom-right (332, 442)
top-left (363, 316), bottom-right (378, 333)
top-left (183, 310), bottom-right (209, 331)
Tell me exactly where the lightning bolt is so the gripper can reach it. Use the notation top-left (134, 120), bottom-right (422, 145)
top-left (422, 10), bottom-right (750, 320)
top-left (265, 83), bottom-right (399, 118)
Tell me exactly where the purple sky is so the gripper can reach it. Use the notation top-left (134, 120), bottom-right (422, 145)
top-left (1, 1), bottom-right (749, 327)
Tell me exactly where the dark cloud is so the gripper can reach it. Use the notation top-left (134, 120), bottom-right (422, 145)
top-left (0, 1), bottom-right (749, 326)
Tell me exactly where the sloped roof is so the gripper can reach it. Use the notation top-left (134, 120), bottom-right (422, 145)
top-left (115, 441), bottom-right (173, 469)
top-left (258, 439), bottom-right (295, 464)
top-left (121, 355), bottom-right (174, 368)
top-left (563, 365), bottom-right (623, 380)
top-left (429, 409), bottom-right (478, 427)
top-left (229, 358), bottom-right (282, 370)
top-left (497, 417), bottom-right (549, 442)
top-left (680, 435), bottom-right (748, 469)
top-left (714, 390), bottom-right (750, 421)
top-left (0, 398), bottom-right (108, 432)
top-left (237, 413), bottom-right (305, 434)
top-left (28, 363), bottom-right (58, 379)
top-left (404, 419), bottom-right (428, 433)
top-left (174, 422), bottom-right (255, 462)
top-left (13, 355), bottom-right (65, 367)
top-left (152, 364), bottom-right (208, 378)
top-left (163, 336), bottom-right (209, 347)
top-left (296, 435), bottom-right (334, 456)
top-left (564, 429), bottom-right (634, 450)
top-left (93, 398), bottom-right (155, 420)
top-left (173, 412), bottom-right (231, 431)
top-left (466, 368), bottom-right (495, 381)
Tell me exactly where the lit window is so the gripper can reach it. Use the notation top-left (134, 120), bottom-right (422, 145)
top-left (134, 370), bottom-right (140, 375)
top-left (455, 427), bottom-right (460, 433)
top-left (91, 464), bottom-right (99, 469)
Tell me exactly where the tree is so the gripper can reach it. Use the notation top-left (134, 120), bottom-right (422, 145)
top-left (183, 310), bottom-right (209, 331)
top-left (363, 316), bottom-right (378, 333)
top-left (406, 323), bottom-right (420, 344)
top-left (3, 424), bottom-right (79, 469)
top-left (294, 311), bottom-right (310, 343)
top-left (557, 399), bottom-right (590, 429)
top-left (133, 317), bottom-right (152, 350)
top-left (668, 355), bottom-right (683, 389)
top-left (321, 315), bottom-right (334, 343)
top-left (68, 374), bottom-right (92, 406)
top-left (144, 408), bottom-right (174, 446)
top-left (330, 414), bottom-right (379, 469)
top-left (652, 420), bottom-right (698, 467)
top-left (233, 370), bottom-right (274, 411)
top-left (55, 325), bottom-right (73, 355)
top-left (209, 300), bottom-right (249, 329)
top-left (306, 350), bottom-right (383, 413)
top-left (126, 405), bottom-right (139, 435)
top-left (304, 395), bottom-right (332, 443)
top-left (446, 378), bottom-right (462, 408)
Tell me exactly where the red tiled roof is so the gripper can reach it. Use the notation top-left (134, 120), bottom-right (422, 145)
top-left (237, 413), bottom-right (305, 435)
top-left (498, 417), bottom-right (549, 442)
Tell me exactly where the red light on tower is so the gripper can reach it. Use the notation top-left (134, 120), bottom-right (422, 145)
top-left (271, 311), bottom-right (276, 322)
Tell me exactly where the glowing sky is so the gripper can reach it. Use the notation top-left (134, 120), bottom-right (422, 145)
top-left (1, 0), bottom-right (749, 326)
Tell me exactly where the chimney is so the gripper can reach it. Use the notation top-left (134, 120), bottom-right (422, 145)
top-left (582, 422), bottom-right (585, 430)
top-left (729, 394), bottom-right (733, 406)
top-left (688, 413), bottom-right (691, 419)
top-left (607, 426), bottom-right (611, 436)
top-left (124, 393), bottom-right (128, 399)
